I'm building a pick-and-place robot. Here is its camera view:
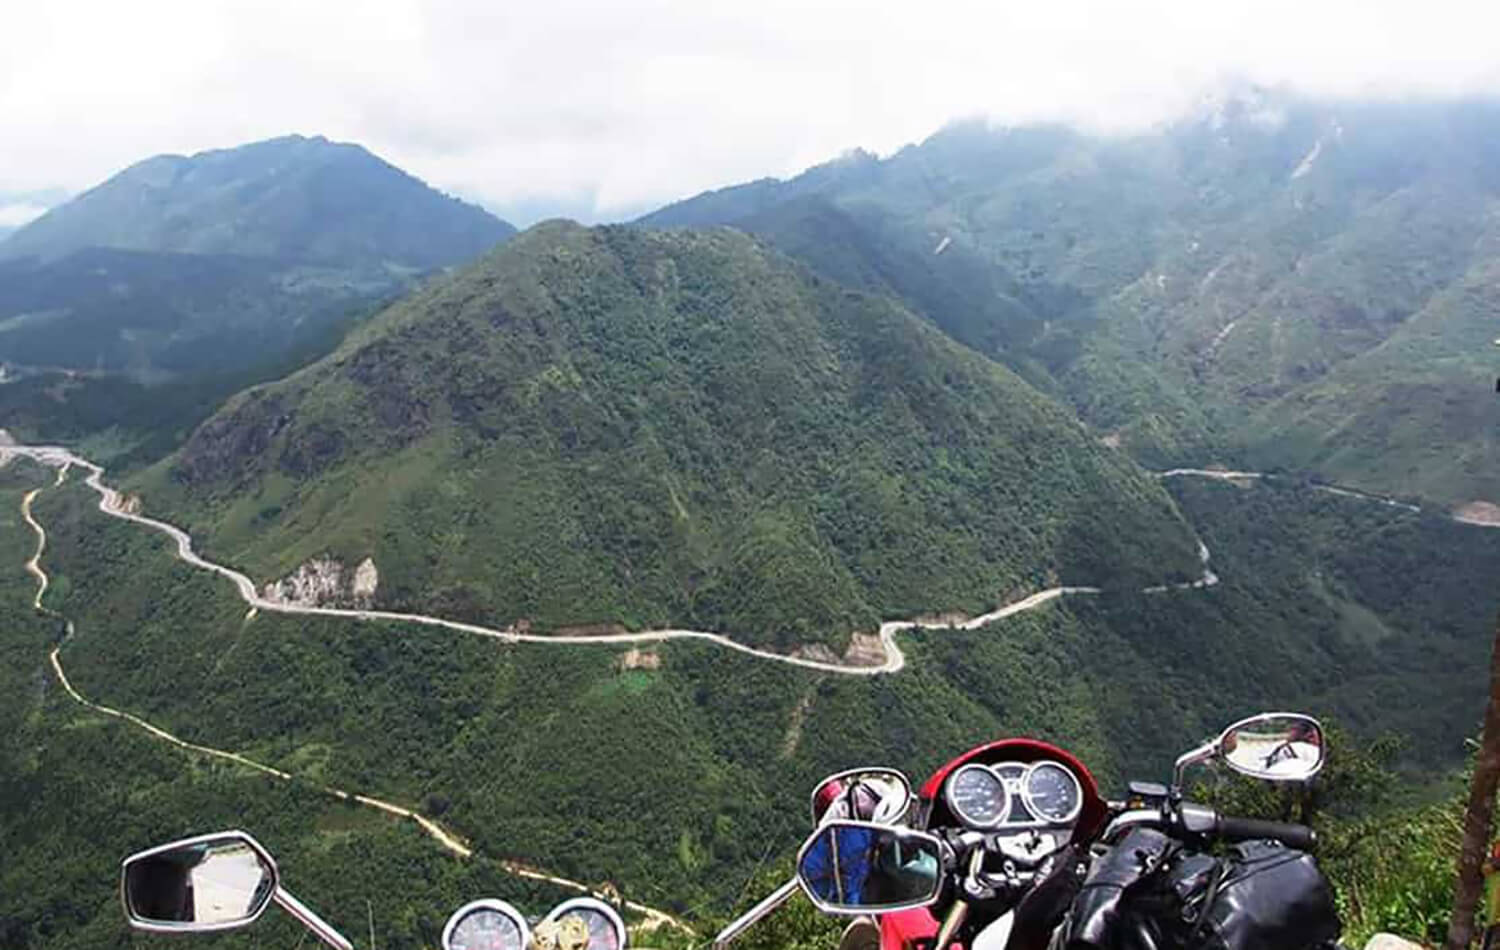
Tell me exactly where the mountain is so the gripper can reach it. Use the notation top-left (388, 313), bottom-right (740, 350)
top-left (8, 407), bottom-right (1499, 948)
top-left (0, 134), bottom-right (513, 268)
top-left (641, 95), bottom-right (1500, 509)
top-left (136, 221), bottom-right (1202, 651)
top-left (0, 136), bottom-right (515, 383)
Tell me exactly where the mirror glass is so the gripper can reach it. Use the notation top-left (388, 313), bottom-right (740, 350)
top-left (796, 822), bottom-right (943, 913)
top-left (810, 769), bottom-right (912, 825)
top-left (124, 835), bottom-right (275, 927)
top-left (1221, 714), bottom-right (1326, 781)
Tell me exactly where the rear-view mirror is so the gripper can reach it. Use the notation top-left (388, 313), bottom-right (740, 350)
top-left (796, 820), bottom-right (944, 915)
top-left (121, 830), bottom-right (277, 932)
top-left (1220, 713), bottom-right (1326, 782)
top-left (810, 767), bottom-right (912, 825)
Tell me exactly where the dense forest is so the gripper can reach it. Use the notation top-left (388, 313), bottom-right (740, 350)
top-left (3, 445), bottom-right (1496, 947)
top-left (645, 98), bottom-right (1500, 507)
top-left (130, 223), bottom-right (1202, 651)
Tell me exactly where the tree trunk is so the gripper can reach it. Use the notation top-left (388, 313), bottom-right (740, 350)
top-left (1446, 611), bottom-right (1500, 949)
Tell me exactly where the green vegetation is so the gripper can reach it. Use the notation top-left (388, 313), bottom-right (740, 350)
top-left (0, 462), bottom-right (585, 950)
top-left (0, 135), bottom-right (514, 380)
top-left (135, 222), bottom-right (1201, 650)
top-left (1, 135), bottom-right (513, 269)
top-left (644, 97), bottom-right (1500, 505)
top-left (1, 449), bottom-right (1494, 947)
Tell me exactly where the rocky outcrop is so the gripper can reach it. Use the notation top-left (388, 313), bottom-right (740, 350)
top-left (262, 556), bottom-right (378, 608)
top-left (616, 648), bottom-right (661, 671)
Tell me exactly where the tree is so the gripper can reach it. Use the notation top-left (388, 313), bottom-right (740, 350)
top-left (1446, 612), bottom-right (1500, 949)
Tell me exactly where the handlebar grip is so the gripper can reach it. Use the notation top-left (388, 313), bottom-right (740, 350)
top-left (1214, 815), bottom-right (1317, 850)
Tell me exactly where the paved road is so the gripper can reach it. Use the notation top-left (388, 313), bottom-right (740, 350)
top-left (1, 442), bottom-right (1221, 676)
top-left (16, 463), bottom-right (689, 933)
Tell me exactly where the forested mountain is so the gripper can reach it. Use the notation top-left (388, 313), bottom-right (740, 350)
top-left (6, 432), bottom-right (1497, 947)
top-left (0, 136), bottom-right (514, 381)
top-left (135, 220), bottom-right (1202, 651)
top-left (0, 134), bottom-right (512, 267)
top-left (642, 94), bottom-right (1500, 509)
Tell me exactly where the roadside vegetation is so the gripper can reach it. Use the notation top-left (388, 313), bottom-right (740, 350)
top-left (3, 454), bottom-right (1496, 947)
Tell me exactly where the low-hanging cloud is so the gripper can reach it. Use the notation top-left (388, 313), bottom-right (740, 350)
top-left (4, 0), bottom-right (1499, 224)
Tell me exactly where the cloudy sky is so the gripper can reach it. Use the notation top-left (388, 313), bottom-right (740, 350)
top-left (4, 0), bottom-right (1500, 226)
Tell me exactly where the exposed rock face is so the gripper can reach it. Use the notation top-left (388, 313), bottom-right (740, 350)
top-left (616, 648), bottom-right (661, 671)
top-left (842, 632), bottom-right (887, 667)
top-left (262, 556), bottom-right (378, 608)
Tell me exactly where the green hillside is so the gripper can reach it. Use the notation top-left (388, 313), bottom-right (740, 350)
top-left (0, 135), bottom-right (514, 381)
top-left (643, 95), bottom-right (1500, 503)
top-left (135, 221), bottom-right (1200, 651)
top-left (0, 134), bottom-right (513, 269)
top-left (4, 428), bottom-right (1496, 946)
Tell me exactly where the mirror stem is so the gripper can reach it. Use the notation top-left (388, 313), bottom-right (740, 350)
top-left (935, 900), bottom-right (968, 950)
top-left (275, 887), bottom-right (354, 950)
top-left (1170, 739), bottom-right (1218, 799)
top-left (712, 877), bottom-right (800, 949)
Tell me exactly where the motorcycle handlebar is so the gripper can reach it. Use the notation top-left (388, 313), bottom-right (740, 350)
top-left (1213, 815), bottom-right (1317, 851)
top-left (1105, 805), bottom-right (1317, 851)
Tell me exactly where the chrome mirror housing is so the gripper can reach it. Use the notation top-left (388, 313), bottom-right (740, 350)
top-left (1220, 713), bottom-right (1326, 782)
top-left (121, 830), bottom-right (277, 932)
top-left (810, 767), bottom-right (913, 825)
top-left (795, 820), bottom-right (945, 915)
top-left (120, 830), bottom-right (352, 950)
top-left (1172, 712), bottom-right (1327, 793)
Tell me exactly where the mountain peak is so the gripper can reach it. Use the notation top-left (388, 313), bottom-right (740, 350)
top-left (0, 135), bottom-right (515, 268)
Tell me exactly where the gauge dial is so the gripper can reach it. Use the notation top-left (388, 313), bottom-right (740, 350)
top-left (443, 901), bottom-right (529, 950)
top-left (945, 763), bottom-right (1011, 828)
top-left (555, 909), bottom-right (622, 950)
top-left (1022, 761), bottom-right (1083, 824)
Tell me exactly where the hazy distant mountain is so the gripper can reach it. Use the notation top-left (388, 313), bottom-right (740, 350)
top-left (0, 135), bottom-right (514, 268)
top-left (642, 95), bottom-right (1500, 508)
top-left (0, 136), bottom-right (515, 380)
top-left (142, 221), bottom-right (1201, 649)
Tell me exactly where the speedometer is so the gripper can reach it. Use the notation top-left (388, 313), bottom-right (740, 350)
top-left (945, 763), bottom-right (1011, 828)
top-left (442, 900), bottom-right (529, 950)
top-left (541, 898), bottom-right (627, 950)
top-left (1022, 761), bottom-right (1083, 824)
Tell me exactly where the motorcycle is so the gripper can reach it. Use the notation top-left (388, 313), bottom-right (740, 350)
top-left (116, 712), bottom-right (1334, 950)
top-left (118, 830), bottom-right (627, 950)
top-left (721, 711), bottom-right (1337, 950)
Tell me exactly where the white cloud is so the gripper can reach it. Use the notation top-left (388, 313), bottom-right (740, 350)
top-left (3, 0), bottom-right (1499, 224)
top-left (0, 203), bottom-right (49, 229)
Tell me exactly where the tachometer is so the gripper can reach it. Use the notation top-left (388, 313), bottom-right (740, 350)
top-left (1022, 761), bottom-right (1083, 824)
top-left (442, 900), bottom-right (529, 950)
top-left (541, 898), bottom-right (627, 950)
top-left (945, 763), bottom-right (1011, 828)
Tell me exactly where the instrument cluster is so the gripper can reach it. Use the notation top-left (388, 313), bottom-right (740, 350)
top-left (943, 759), bottom-right (1083, 829)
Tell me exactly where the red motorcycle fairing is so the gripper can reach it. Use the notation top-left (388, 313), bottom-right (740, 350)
top-left (881, 907), bottom-right (950, 950)
top-left (870, 739), bottom-right (1108, 950)
top-left (917, 737), bottom-right (1109, 843)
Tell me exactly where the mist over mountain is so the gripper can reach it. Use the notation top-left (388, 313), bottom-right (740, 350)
top-left (643, 94), bottom-right (1500, 509)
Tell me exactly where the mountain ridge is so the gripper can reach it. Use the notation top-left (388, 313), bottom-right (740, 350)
top-left (134, 220), bottom-right (1203, 650)
top-left (0, 133), bottom-right (515, 267)
top-left (638, 95), bottom-right (1500, 506)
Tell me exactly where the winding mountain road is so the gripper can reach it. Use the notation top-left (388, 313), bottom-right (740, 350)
top-left (13, 461), bottom-right (690, 934)
top-left (6, 441), bottom-right (1463, 934)
top-left (2, 442), bottom-right (1221, 676)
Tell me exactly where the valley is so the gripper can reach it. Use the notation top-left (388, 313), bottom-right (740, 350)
top-left (4, 92), bottom-right (1500, 950)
